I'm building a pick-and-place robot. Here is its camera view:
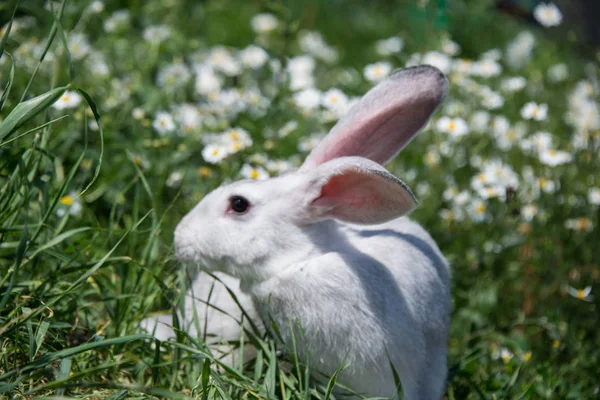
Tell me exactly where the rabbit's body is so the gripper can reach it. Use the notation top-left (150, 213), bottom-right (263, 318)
top-left (149, 66), bottom-right (452, 399)
top-left (247, 217), bottom-right (450, 399)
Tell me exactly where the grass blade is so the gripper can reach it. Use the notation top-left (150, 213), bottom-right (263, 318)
top-left (0, 0), bottom-right (20, 59)
top-left (0, 86), bottom-right (68, 142)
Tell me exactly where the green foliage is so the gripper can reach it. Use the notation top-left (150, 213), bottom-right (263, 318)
top-left (0, 0), bottom-right (598, 398)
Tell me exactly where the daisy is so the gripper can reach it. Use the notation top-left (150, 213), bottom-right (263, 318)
top-left (533, 3), bottom-right (563, 27)
top-left (567, 285), bottom-right (593, 302)
top-left (422, 51), bottom-right (452, 74)
top-left (321, 88), bottom-right (349, 117)
top-left (364, 62), bottom-right (392, 82)
top-left (293, 88), bottom-right (321, 112)
top-left (166, 171), bottom-right (183, 188)
top-left (565, 217), bottom-right (594, 232)
top-left (500, 76), bottom-right (527, 92)
top-left (240, 45), bottom-right (269, 69)
top-left (202, 144), bottom-right (229, 164)
top-left (143, 25), bottom-right (171, 44)
top-left (521, 204), bottom-right (538, 221)
top-left (250, 13), bottom-right (279, 34)
top-left (52, 90), bottom-right (83, 110)
top-left (588, 187), bottom-right (600, 205)
top-left (539, 149), bottom-right (573, 167)
top-left (548, 63), bottom-right (568, 82)
top-left (376, 36), bottom-right (404, 56)
top-left (436, 117), bottom-right (469, 138)
top-left (152, 111), bottom-right (176, 135)
top-left (467, 199), bottom-right (487, 223)
top-left (57, 192), bottom-right (83, 217)
top-left (241, 164), bottom-right (269, 180)
top-left (521, 102), bottom-right (548, 121)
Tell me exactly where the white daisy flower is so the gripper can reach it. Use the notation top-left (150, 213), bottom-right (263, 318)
top-left (103, 9), bottom-right (130, 33)
top-left (240, 45), bottom-right (269, 69)
top-left (501, 76), bottom-right (527, 92)
top-left (567, 285), bottom-right (593, 302)
top-left (68, 33), bottom-right (91, 60)
top-left (588, 187), bottom-right (600, 205)
top-left (521, 204), bottom-right (538, 221)
top-left (157, 62), bottom-right (191, 89)
top-left (473, 59), bottom-right (502, 78)
top-left (422, 51), bottom-right (452, 74)
top-left (364, 62), bottom-right (392, 82)
top-left (321, 88), bottom-right (349, 118)
top-left (441, 38), bottom-right (460, 56)
top-left (143, 25), bottom-right (171, 44)
top-left (202, 144), bottom-right (229, 164)
top-left (194, 64), bottom-right (222, 95)
top-left (533, 3), bottom-right (563, 27)
top-left (152, 111), bottom-right (176, 135)
top-left (287, 55), bottom-right (316, 90)
top-left (166, 171), bottom-right (184, 188)
top-left (278, 121), bottom-right (298, 138)
top-left (548, 63), bottom-right (568, 82)
top-left (52, 90), bottom-right (82, 110)
top-left (293, 88), bottom-right (321, 112)
top-left (539, 149), bottom-right (573, 167)
top-left (565, 218), bottom-right (594, 232)
top-left (208, 46), bottom-right (241, 76)
top-left (521, 102), bottom-right (548, 121)
top-left (88, 1), bottom-right (104, 13)
top-left (56, 192), bottom-right (83, 217)
top-left (467, 199), bottom-right (487, 223)
top-left (436, 117), bottom-right (469, 138)
top-left (250, 13), bottom-right (279, 34)
top-left (376, 36), bottom-right (404, 56)
top-left (240, 164), bottom-right (269, 180)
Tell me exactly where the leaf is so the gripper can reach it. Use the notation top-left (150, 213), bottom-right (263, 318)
top-left (0, 0), bottom-right (20, 60)
top-left (0, 86), bottom-right (68, 142)
top-left (0, 224), bottom-right (27, 311)
top-left (76, 87), bottom-right (104, 196)
top-left (0, 52), bottom-right (15, 112)
top-left (34, 318), bottom-right (51, 357)
top-left (27, 227), bottom-right (91, 260)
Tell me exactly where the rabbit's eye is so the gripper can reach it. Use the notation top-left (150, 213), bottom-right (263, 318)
top-left (230, 195), bottom-right (250, 213)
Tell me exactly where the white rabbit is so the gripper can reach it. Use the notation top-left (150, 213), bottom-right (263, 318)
top-left (153, 65), bottom-right (450, 399)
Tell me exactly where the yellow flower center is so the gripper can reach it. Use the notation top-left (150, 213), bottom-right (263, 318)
top-left (577, 289), bottom-right (586, 300)
top-left (552, 340), bottom-right (560, 349)
top-left (250, 169), bottom-right (260, 179)
top-left (198, 167), bottom-right (212, 178)
top-left (448, 121), bottom-right (456, 131)
top-left (60, 195), bottom-right (73, 206)
top-left (476, 203), bottom-right (486, 213)
top-left (523, 352), bottom-right (532, 361)
top-left (61, 95), bottom-right (70, 102)
top-left (211, 149), bottom-right (220, 156)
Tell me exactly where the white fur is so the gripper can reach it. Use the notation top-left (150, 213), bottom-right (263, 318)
top-left (144, 65), bottom-right (451, 399)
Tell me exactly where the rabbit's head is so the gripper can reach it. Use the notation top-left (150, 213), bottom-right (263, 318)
top-left (175, 65), bottom-right (448, 282)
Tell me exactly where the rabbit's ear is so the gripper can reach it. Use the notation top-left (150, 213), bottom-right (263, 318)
top-left (301, 65), bottom-right (448, 170)
top-left (302, 157), bottom-right (417, 225)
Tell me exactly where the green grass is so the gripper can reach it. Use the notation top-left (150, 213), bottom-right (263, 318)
top-left (0, 0), bottom-right (599, 398)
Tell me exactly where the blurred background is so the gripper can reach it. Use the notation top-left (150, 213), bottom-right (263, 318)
top-left (0, 0), bottom-right (598, 398)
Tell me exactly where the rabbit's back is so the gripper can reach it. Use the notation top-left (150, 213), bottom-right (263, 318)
top-left (343, 217), bottom-right (451, 344)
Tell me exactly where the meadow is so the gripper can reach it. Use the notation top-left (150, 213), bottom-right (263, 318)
top-left (0, 0), bottom-right (599, 398)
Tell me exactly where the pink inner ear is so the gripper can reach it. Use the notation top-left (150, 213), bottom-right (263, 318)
top-left (316, 174), bottom-right (379, 209)
top-left (310, 168), bottom-right (417, 225)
